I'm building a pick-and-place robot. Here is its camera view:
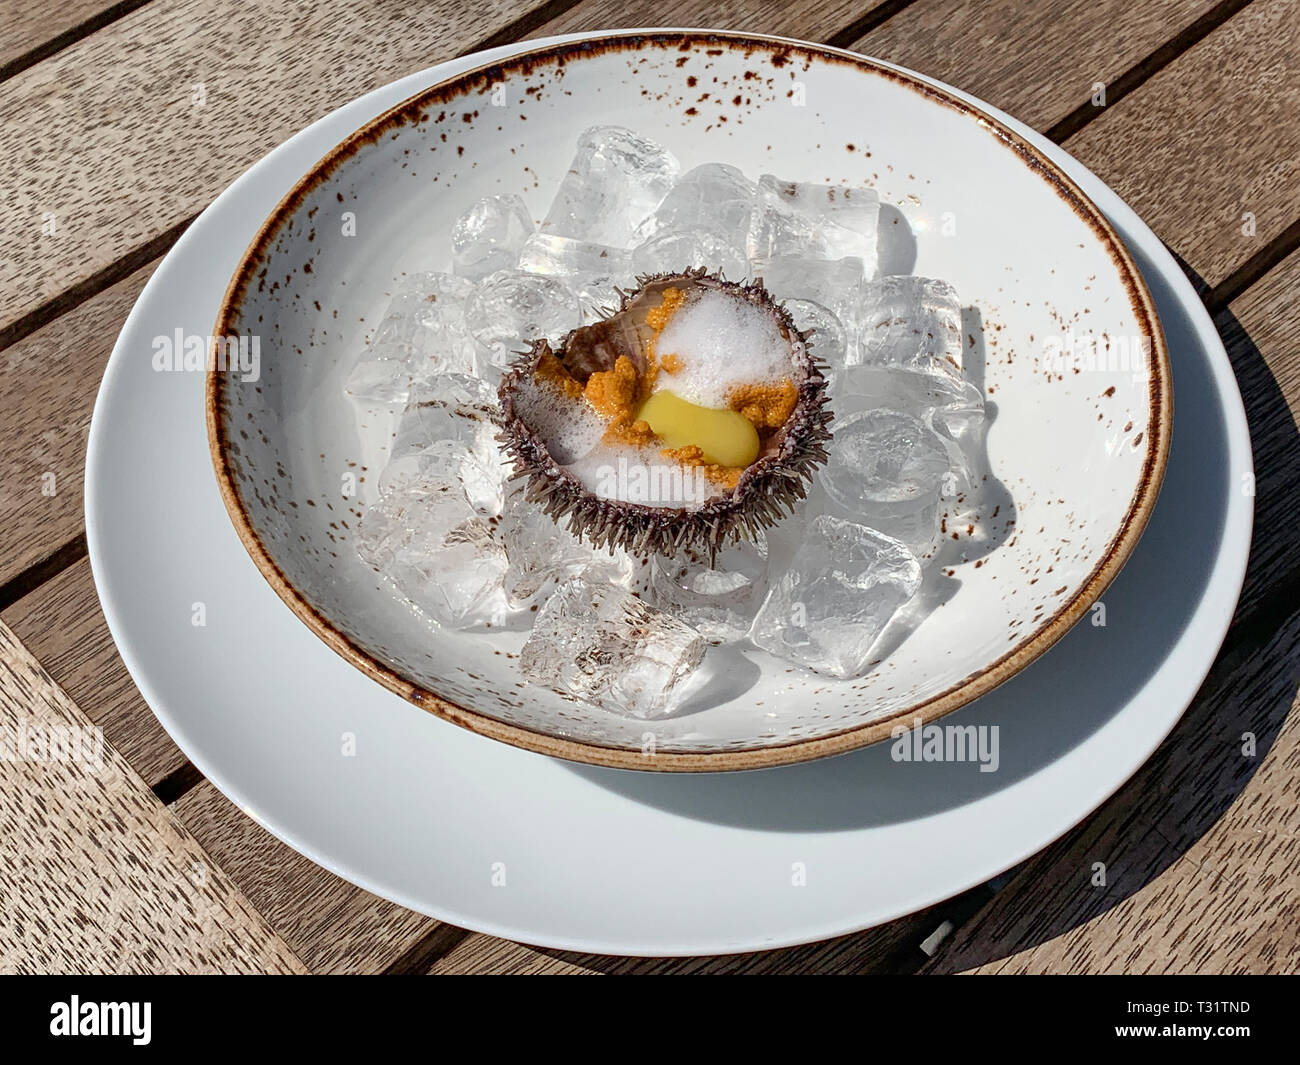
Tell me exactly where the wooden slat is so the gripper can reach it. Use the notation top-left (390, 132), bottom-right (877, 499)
top-left (915, 250), bottom-right (1300, 970)
top-left (172, 782), bottom-right (442, 974)
top-left (2, 0), bottom-right (1292, 590)
top-left (848, 0), bottom-right (1220, 132)
top-left (429, 937), bottom-right (595, 975)
top-left (0, 0), bottom-right (1259, 342)
top-left (0, 0), bottom-right (555, 336)
top-left (532, 0), bottom-right (866, 41)
top-left (0, 620), bottom-right (306, 973)
top-left (1217, 249), bottom-right (1300, 623)
top-left (0, 264), bottom-right (153, 588)
top-left (1, 555), bottom-right (186, 784)
top-left (922, 605), bottom-right (1300, 974)
top-left (1059, 0), bottom-right (1300, 289)
top-left (847, 0), bottom-right (1297, 291)
top-left (0, 555), bottom-right (443, 973)
top-left (0, 0), bottom-right (135, 70)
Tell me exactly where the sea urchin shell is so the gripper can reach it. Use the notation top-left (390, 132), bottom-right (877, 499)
top-left (496, 270), bottom-right (832, 559)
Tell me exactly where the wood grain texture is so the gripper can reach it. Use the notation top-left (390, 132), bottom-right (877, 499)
top-left (0, 0), bottom-right (1272, 340)
top-left (0, 0), bottom-right (133, 69)
top-left (915, 251), bottom-right (1300, 972)
top-left (0, 553), bottom-right (446, 973)
top-left (172, 781), bottom-right (442, 974)
top-left (0, 619), bottom-right (306, 973)
top-left (848, 0), bottom-right (1219, 132)
top-left (847, 0), bottom-right (1296, 289)
top-left (0, 263), bottom-right (154, 586)
top-left (532, 0), bottom-right (866, 41)
top-left (1217, 248), bottom-right (1300, 623)
top-left (2, 555), bottom-right (187, 785)
top-left (922, 606), bottom-right (1300, 974)
top-left (1, 553), bottom-right (956, 974)
top-left (1060, 0), bottom-right (1300, 289)
top-left (0, 0), bottom-right (554, 336)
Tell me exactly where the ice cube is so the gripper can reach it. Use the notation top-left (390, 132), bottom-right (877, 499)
top-left (828, 491), bottom-right (942, 558)
top-left (760, 256), bottom-right (863, 326)
top-left (835, 364), bottom-right (986, 495)
top-left (631, 228), bottom-right (750, 280)
top-left (648, 538), bottom-right (769, 643)
top-left (782, 298), bottom-right (848, 369)
top-left (817, 409), bottom-right (951, 555)
top-left (517, 234), bottom-right (635, 316)
top-left (836, 361), bottom-right (981, 414)
top-left (930, 400), bottom-right (987, 495)
top-left (343, 354), bottom-right (412, 405)
top-left (499, 486), bottom-right (633, 605)
top-left (823, 409), bottom-right (952, 506)
top-left (357, 480), bottom-right (508, 630)
top-left (751, 515), bottom-right (920, 678)
top-left (541, 126), bottom-right (680, 248)
top-left (520, 577), bottom-right (707, 718)
top-left (379, 374), bottom-right (506, 515)
top-left (750, 177), bottom-right (880, 270)
top-left (652, 163), bottom-right (757, 248)
top-left (464, 270), bottom-right (582, 378)
top-left (451, 194), bottom-right (535, 280)
top-left (855, 276), bottom-right (963, 371)
top-left (344, 273), bottom-right (477, 405)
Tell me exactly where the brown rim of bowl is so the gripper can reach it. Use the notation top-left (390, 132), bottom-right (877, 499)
top-left (206, 30), bottom-right (1172, 772)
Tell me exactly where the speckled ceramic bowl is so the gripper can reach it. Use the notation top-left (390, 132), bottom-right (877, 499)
top-left (207, 31), bottom-right (1170, 771)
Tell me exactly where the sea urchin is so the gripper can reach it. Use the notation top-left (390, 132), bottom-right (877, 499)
top-left (496, 269), bottom-right (833, 559)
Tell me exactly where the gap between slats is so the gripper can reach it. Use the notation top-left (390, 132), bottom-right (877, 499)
top-left (1042, 0), bottom-right (1256, 142)
top-left (0, 0), bottom-right (156, 84)
top-left (0, 0), bottom-right (1266, 358)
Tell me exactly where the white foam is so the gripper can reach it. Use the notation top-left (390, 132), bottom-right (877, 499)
top-left (653, 289), bottom-right (792, 408)
top-left (565, 445), bottom-right (721, 507)
top-left (514, 375), bottom-right (609, 464)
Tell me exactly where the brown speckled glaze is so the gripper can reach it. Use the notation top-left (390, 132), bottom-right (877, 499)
top-left (207, 31), bottom-right (1171, 772)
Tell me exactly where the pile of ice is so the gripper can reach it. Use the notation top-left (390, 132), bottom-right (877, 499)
top-left (346, 126), bottom-right (987, 718)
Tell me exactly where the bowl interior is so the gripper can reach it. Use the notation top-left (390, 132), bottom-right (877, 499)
top-left (211, 33), bottom-right (1166, 768)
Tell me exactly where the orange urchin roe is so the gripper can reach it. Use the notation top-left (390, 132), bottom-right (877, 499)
top-left (587, 289), bottom-right (691, 447)
top-left (640, 288), bottom-right (687, 393)
top-left (534, 350), bottom-right (584, 400)
top-left (729, 378), bottom-right (798, 430)
top-left (645, 286), bottom-right (687, 332)
top-left (605, 418), bottom-right (657, 447)
top-left (662, 444), bottom-right (705, 464)
top-left (661, 445), bottom-right (745, 491)
top-left (586, 357), bottom-right (654, 446)
top-left (584, 355), bottom-right (639, 418)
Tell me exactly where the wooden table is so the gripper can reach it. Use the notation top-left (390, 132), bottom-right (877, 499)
top-left (1, 0), bottom-right (1296, 975)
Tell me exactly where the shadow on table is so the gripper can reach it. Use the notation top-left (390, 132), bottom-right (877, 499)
top-left (540, 254), bottom-right (1299, 973)
top-left (919, 290), bottom-right (1300, 973)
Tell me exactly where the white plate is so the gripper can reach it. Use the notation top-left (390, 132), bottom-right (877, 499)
top-left (87, 33), bottom-right (1251, 955)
